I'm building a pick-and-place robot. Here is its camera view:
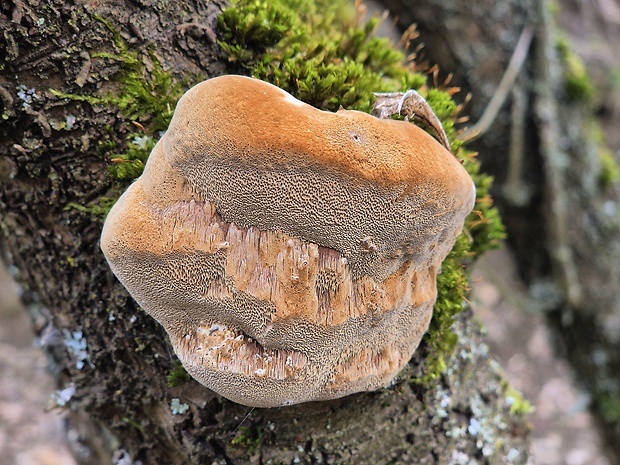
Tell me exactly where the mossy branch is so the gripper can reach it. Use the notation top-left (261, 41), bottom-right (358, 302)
top-left (58, 0), bottom-right (505, 382)
top-left (217, 0), bottom-right (505, 381)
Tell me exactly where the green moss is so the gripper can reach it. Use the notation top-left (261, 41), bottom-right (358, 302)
top-left (599, 392), bottom-right (620, 423)
top-left (121, 416), bottom-right (144, 432)
top-left (218, 0), bottom-right (417, 112)
top-left (52, 17), bottom-right (195, 216)
top-left (107, 133), bottom-right (157, 181)
top-left (231, 425), bottom-right (264, 450)
top-left (64, 197), bottom-right (117, 217)
top-left (599, 147), bottom-right (620, 189)
top-left (503, 383), bottom-right (534, 416)
top-left (463, 155), bottom-right (507, 255)
top-left (583, 120), bottom-right (620, 190)
top-left (556, 36), bottom-right (595, 102)
top-left (167, 361), bottom-right (192, 387)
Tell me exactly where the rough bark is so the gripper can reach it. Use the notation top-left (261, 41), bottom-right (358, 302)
top-left (381, 0), bottom-right (620, 462)
top-left (0, 0), bottom-right (529, 463)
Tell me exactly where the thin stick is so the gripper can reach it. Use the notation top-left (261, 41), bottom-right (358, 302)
top-left (460, 25), bottom-right (534, 142)
top-left (231, 407), bottom-right (256, 436)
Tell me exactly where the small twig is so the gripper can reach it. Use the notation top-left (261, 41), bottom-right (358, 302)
top-left (230, 407), bottom-right (255, 436)
top-left (504, 83), bottom-right (530, 206)
top-left (372, 89), bottom-right (452, 151)
top-left (460, 25), bottom-right (534, 142)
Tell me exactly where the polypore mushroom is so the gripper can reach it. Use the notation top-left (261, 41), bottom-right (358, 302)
top-left (100, 75), bottom-right (475, 408)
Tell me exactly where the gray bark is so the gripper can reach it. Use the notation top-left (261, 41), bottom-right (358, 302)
top-left (380, 0), bottom-right (620, 462)
top-left (0, 0), bottom-right (529, 463)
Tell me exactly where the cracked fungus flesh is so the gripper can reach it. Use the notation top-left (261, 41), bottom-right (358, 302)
top-left (100, 75), bottom-right (476, 407)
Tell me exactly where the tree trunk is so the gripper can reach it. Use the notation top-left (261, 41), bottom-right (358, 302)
top-left (0, 0), bottom-right (529, 463)
top-left (381, 0), bottom-right (620, 462)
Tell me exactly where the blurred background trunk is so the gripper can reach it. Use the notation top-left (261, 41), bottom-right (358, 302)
top-left (379, 0), bottom-right (620, 462)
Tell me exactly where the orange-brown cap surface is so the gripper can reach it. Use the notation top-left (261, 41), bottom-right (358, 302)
top-left (101, 75), bottom-right (475, 407)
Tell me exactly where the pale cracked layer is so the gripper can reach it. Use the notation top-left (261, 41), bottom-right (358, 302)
top-left (181, 324), bottom-right (308, 380)
top-left (100, 75), bottom-right (475, 407)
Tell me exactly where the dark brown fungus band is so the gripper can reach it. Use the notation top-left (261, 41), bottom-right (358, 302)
top-left (100, 75), bottom-right (475, 408)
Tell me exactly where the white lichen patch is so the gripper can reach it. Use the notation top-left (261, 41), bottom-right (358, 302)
top-left (62, 329), bottom-right (92, 370)
top-left (16, 85), bottom-right (40, 111)
top-left (51, 383), bottom-right (76, 407)
top-left (170, 398), bottom-right (189, 415)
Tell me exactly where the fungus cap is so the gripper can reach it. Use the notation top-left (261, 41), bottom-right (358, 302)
top-left (101, 75), bottom-right (475, 407)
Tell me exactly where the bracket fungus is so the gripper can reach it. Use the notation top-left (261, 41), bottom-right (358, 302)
top-left (101, 75), bottom-right (475, 407)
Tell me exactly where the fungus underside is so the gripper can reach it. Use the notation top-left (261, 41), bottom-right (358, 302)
top-left (61, 0), bottom-right (505, 384)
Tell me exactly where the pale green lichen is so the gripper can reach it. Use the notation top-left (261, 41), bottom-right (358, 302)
top-left (51, 384), bottom-right (76, 408)
top-left (167, 361), bottom-right (191, 387)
